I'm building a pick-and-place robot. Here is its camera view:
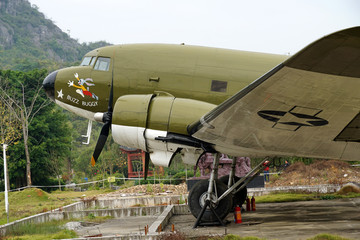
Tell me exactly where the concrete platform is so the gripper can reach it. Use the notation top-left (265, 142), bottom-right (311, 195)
top-left (76, 216), bottom-right (158, 237)
top-left (71, 198), bottom-right (360, 239)
top-left (165, 198), bottom-right (360, 240)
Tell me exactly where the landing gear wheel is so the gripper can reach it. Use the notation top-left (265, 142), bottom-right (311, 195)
top-left (219, 175), bottom-right (247, 208)
top-left (188, 179), bottom-right (233, 222)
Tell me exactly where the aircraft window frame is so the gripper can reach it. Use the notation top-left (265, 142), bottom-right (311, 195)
top-left (211, 80), bottom-right (228, 93)
top-left (80, 56), bottom-right (92, 66)
top-left (89, 57), bottom-right (96, 66)
top-left (94, 57), bottom-right (111, 71)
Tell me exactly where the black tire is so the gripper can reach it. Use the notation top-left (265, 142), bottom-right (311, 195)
top-left (219, 175), bottom-right (247, 208)
top-left (188, 179), bottom-right (233, 222)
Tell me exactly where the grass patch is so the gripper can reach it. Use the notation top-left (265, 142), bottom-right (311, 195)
top-left (85, 215), bottom-right (113, 223)
top-left (207, 234), bottom-right (351, 240)
top-left (5, 220), bottom-right (77, 239)
top-left (4, 231), bottom-right (76, 240)
top-left (50, 188), bottom-right (113, 199)
top-left (130, 204), bottom-right (146, 207)
top-left (256, 193), bottom-right (314, 203)
top-left (307, 233), bottom-right (352, 240)
top-left (5, 215), bottom-right (111, 239)
top-left (255, 192), bottom-right (360, 203)
top-left (210, 235), bottom-right (265, 240)
top-left (0, 188), bottom-right (111, 225)
top-left (118, 180), bottom-right (135, 189)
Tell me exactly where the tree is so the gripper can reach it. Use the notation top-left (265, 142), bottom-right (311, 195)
top-left (0, 70), bottom-right (51, 186)
top-left (0, 101), bottom-right (22, 146)
top-left (0, 100), bottom-right (21, 195)
top-left (0, 69), bottom-right (77, 188)
top-left (0, 86), bottom-right (22, 222)
top-left (1, 69), bottom-right (74, 188)
top-left (0, 82), bottom-right (22, 193)
top-left (44, 108), bottom-right (72, 190)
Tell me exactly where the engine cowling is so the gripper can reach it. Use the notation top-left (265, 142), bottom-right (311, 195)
top-left (111, 93), bottom-right (216, 167)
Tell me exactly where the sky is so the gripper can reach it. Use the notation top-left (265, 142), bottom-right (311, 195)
top-left (28, 0), bottom-right (360, 55)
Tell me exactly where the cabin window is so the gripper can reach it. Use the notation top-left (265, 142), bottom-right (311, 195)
top-left (94, 57), bottom-right (111, 71)
top-left (80, 56), bottom-right (92, 66)
top-left (211, 80), bottom-right (227, 92)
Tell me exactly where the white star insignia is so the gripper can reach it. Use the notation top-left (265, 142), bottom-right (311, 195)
top-left (57, 89), bottom-right (64, 99)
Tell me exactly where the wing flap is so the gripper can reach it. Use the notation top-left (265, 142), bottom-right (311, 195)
top-left (334, 112), bottom-right (360, 142)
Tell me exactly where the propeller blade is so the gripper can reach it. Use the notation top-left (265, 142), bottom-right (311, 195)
top-left (91, 119), bottom-right (110, 166)
top-left (144, 152), bottom-right (150, 180)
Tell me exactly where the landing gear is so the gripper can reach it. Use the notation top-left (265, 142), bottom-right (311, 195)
top-left (189, 153), bottom-right (270, 228)
top-left (219, 175), bottom-right (247, 208)
top-left (188, 179), bottom-right (233, 223)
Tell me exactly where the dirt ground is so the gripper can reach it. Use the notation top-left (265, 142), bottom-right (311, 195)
top-left (102, 182), bottom-right (188, 196)
top-left (268, 160), bottom-right (360, 187)
top-left (98, 160), bottom-right (360, 197)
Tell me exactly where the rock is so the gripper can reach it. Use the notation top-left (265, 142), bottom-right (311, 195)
top-left (64, 222), bottom-right (82, 230)
top-left (338, 183), bottom-right (360, 194)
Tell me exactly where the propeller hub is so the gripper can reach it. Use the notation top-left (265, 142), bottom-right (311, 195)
top-left (94, 112), bottom-right (104, 122)
top-left (103, 112), bottom-right (112, 123)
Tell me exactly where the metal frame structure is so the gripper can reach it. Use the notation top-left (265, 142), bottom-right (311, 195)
top-left (193, 154), bottom-right (270, 228)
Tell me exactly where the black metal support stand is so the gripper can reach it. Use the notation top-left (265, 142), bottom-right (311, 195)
top-left (192, 155), bottom-right (272, 228)
top-left (193, 200), bottom-right (227, 228)
top-left (193, 153), bottom-right (229, 228)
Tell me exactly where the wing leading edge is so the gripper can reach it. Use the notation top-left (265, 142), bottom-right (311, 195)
top-left (189, 27), bottom-right (360, 161)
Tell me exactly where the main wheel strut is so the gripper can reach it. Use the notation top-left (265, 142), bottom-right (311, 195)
top-left (189, 155), bottom-right (271, 228)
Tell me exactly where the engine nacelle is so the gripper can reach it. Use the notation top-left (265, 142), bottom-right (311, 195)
top-left (111, 93), bottom-right (216, 167)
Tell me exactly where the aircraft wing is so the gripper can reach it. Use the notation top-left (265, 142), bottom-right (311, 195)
top-left (189, 27), bottom-right (360, 161)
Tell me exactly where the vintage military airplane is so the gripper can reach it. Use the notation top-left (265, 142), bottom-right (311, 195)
top-left (43, 27), bottom-right (360, 225)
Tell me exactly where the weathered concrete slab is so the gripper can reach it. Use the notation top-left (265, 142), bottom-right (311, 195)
top-left (249, 184), bottom-right (342, 196)
top-left (62, 206), bottom-right (167, 220)
top-left (165, 198), bottom-right (360, 240)
top-left (94, 195), bottom-right (188, 208)
top-left (148, 205), bottom-right (173, 233)
top-left (76, 216), bottom-right (158, 238)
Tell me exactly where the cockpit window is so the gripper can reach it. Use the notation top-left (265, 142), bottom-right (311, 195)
top-left (89, 57), bottom-right (96, 66)
top-left (80, 56), bottom-right (92, 66)
top-left (94, 57), bottom-right (111, 71)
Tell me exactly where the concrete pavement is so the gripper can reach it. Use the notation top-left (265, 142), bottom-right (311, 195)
top-left (73, 198), bottom-right (360, 239)
top-left (165, 198), bottom-right (360, 239)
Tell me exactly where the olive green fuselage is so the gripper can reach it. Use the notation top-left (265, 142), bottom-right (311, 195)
top-left (54, 44), bottom-right (286, 134)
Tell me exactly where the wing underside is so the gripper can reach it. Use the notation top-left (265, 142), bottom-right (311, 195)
top-left (190, 27), bottom-right (360, 161)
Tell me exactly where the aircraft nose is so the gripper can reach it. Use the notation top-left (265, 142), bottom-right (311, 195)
top-left (42, 70), bottom-right (58, 101)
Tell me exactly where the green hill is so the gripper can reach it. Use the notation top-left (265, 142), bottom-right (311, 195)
top-left (0, 0), bottom-right (110, 71)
